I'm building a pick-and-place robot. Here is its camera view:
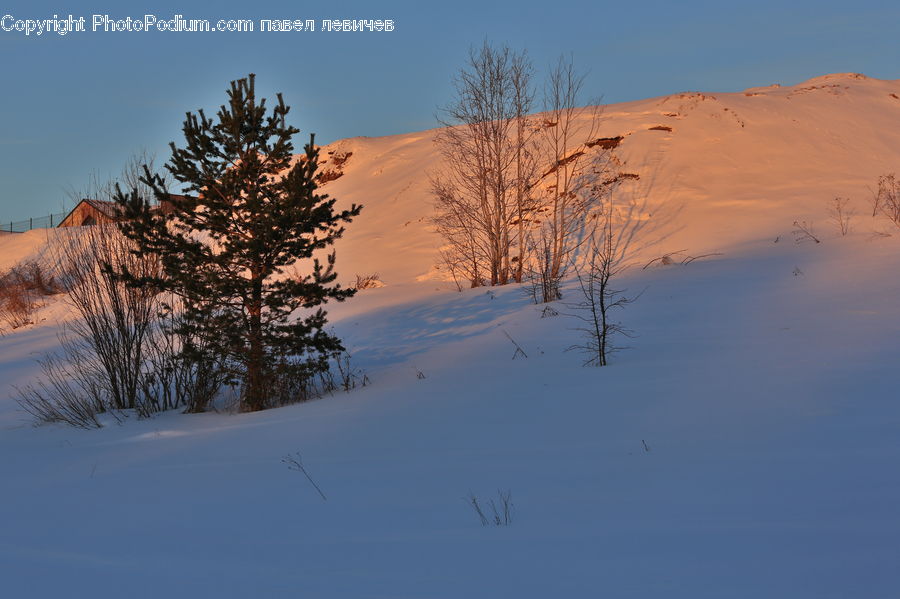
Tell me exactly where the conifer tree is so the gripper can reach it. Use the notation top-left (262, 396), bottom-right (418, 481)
top-left (115, 74), bottom-right (361, 412)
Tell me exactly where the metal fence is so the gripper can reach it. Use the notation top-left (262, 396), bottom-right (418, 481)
top-left (1, 212), bottom-right (68, 234)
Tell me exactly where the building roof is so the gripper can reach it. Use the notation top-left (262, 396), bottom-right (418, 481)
top-left (57, 198), bottom-right (124, 227)
top-left (81, 199), bottom-right (123, 219)
top-left (58, 194), bottom-right (197, 227)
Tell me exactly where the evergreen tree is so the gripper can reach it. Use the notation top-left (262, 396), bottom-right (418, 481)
top-left (115, 74), bottom-right (361, 412)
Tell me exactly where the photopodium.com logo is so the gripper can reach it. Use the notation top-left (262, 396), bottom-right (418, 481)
top-left (0, 14), bottom-right (395, 36)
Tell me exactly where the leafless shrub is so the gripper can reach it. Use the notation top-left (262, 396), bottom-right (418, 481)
top-left (334, 351), bottom-right (369, 391)
top-left (792, 220), bottom-right (821, 244)
top-left (5, 261), bottom-right (61, 295)
top-left (20, 159), bottom-right (230, 425)
top-left (263, 355), bottom-right (331, 406)
top-left (526, 232), bottom-right (564, 303)
top-left (353, 273), bottom-right (383, 290)
top-left (0, 284), bottom-right (37, 330)
top-left (267, 350), bottom-right (368, 405)
top-left (438, 249), bottom-right (467, 292)
top-left (872, 174), bottom-right (900, 228)
top-left (467, 490), bottom-right (513, 526)
top-left (829, 197), bottom-right (853, 236)
top-left (47, 224), bottom-right (161, 412)
top-left (315, 365), bottom-right (338, 397)
top-left (0, 261), bottom-right (61, 330)
top-left (16, 332), bottom-right (111, 429)
top-left (140, 298), bottom-right (229, 414)
top-left (18, 225), bottom-right (167, 425)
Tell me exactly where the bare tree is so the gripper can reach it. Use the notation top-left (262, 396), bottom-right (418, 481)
top-left (527, 55), bottom-right (607, 303)
top-left (510, 56), bottom-right (538, 284)
top-left (431, 42), bottom-right (534, 288)
top-left (565, 188), bottom-right (636, 367)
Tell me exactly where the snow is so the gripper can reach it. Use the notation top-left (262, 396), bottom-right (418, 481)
top-left (2, 73), bottom-right (900, 597)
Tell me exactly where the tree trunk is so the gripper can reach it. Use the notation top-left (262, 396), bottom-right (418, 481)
top-left (243, 275), bottom-right (266, 411)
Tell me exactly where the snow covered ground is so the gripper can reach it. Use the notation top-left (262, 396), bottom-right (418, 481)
top-left (2, 73), bottom-right (900, 597)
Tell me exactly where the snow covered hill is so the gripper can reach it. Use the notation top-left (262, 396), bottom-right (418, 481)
top-left (322, 72), bottom-right (900, 285)
top-left (1, 73), bottom-right (900, 598)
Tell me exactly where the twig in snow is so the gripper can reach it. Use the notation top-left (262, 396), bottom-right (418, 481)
top-left (681, 252), bottom-right (723, 265)
top-left (792, 220), bottom-right (820, 244)
top-left (282, 452), bottom-right (328, 501)
top-left (502, 330), bottom-right (528, 360)
top-left (467, 490), bottom-right (513, 526)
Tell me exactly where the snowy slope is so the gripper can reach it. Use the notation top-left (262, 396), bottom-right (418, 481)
top-left (1, 73), bottom-right (900, 598)
top-left (322, 72), bottom-right (900, 286)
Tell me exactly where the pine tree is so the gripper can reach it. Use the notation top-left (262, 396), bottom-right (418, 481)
top-left (115, 74), bottom-right (361, 412)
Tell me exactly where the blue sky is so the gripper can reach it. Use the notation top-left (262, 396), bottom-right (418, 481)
top-left (1, 0), bottom-right (898, 222)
